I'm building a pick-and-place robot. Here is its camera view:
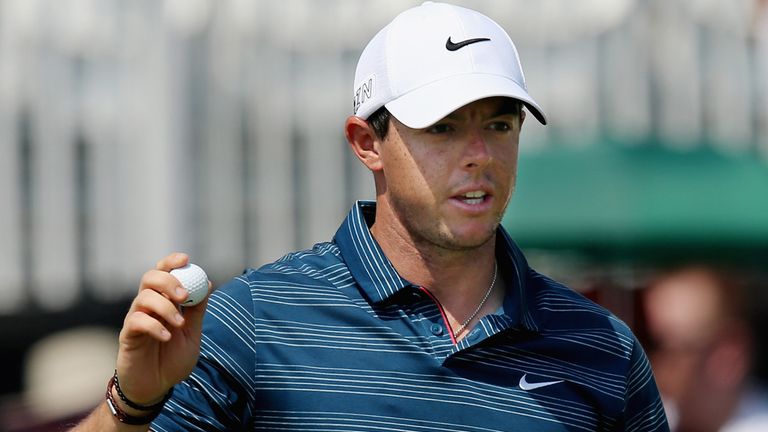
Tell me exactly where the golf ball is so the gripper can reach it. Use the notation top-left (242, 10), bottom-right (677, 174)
top-left (170, 263), bottom-right (209, 306)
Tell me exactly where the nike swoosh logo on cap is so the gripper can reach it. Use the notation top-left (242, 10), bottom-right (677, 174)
top-left (445, 36), bottom-right (491, 51)
top-left (518, 374), bottom-right (563, 391)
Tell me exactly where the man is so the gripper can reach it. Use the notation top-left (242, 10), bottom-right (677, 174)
top-left (643, 265), bottom-right (768, 432)
top-left (73, 2), bottom-right (668, 431)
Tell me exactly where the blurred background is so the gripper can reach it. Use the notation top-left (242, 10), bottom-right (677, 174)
top-left (0, 0), bottom-right (767, 430)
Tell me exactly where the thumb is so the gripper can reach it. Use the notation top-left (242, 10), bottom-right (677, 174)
top-left (180, 281), bottom-right (213, 330)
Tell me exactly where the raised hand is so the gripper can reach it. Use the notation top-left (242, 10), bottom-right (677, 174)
top-left (115, 252), bottom-right (211, 405)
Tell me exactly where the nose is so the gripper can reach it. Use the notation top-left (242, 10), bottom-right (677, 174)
top-left (462, 130), bottom-right (491, 169)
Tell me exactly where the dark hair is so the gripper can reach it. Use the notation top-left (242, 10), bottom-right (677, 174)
top-left (366, 99), bottom-right (524, 140)
top-left (503, 99), bottom-right (524, 119)
top-left (367, 106), bottom-right (391, 140)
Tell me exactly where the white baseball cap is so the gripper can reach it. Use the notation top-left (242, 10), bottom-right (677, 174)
top-left (352, 1), bottom-right (547, 129)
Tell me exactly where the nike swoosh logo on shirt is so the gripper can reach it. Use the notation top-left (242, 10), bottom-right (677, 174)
top-left (445, 36), bottom-right (491, 51)
top-left (519, 374), bottom-right (563, 391)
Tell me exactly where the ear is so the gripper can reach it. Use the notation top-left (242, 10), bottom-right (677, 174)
top-left (345, 116), bottom-right (383, 172)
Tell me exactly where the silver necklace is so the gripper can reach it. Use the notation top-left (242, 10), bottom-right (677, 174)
top-left (453, 261), bottom-right (497, 337)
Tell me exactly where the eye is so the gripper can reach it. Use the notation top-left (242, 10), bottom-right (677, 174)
top-left (487, 121), bottom-right (512, 132)
top-left (425, 123), bottom-right (454, 134)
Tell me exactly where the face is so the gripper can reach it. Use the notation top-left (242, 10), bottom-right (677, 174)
top-left (645, 276), bottom-right (718, 404)
top-left (375, 97), bottom-right (523, 252)
top-left (642, 269), bottom-right (746, 430)
top-left (646, 271), bottom-right (726, 384)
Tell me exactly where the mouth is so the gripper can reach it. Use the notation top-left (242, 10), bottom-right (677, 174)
top-left (453, 190), bottom-right (491, 206)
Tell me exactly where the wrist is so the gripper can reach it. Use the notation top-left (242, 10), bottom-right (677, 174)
top-left (113, 370), bottom-right (169, 409)
top-left (105, 371), bottom-right (173, 425)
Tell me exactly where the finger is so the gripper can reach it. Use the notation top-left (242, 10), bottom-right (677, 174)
top-left (132, 289), bottom-right (186, 329)
top-left (156, 252), bottom-right (189, 272)
top-left (139, 269), bottom-right (189, 304)
top-left (121, 310), bottom-right (172, 342)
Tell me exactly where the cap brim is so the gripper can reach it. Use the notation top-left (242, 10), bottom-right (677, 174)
top-left (385, 73), bottom-right (547, 128)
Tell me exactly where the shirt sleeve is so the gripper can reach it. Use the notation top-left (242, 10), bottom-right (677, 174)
top-left (151, 275), bottom-right (256, 431)
top-left (619, 336), bottom-right (670, 432)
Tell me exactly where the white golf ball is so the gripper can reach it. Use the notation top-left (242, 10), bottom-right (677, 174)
top-left (170, 263), bottom-right (209, 306)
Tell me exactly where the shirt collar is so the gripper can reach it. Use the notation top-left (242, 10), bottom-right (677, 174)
top-left (333, 200), bottom-right (539, 332)
top-left (333, 201), bottom-right (413, 303)
top-left (496, 227), bottom-right (540, 333)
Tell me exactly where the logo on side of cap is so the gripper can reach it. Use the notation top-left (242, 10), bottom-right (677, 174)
top-left (353, 75), bottom-right (375, 115)
top-left (445, 36), bottom-right (491, 51)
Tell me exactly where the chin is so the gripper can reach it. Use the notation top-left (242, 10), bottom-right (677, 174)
top-left (440, 226), bottom-right (498, 250)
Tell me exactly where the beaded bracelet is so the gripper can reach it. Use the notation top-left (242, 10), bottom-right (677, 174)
top-left (105, 371), bottom-right (173, 425)
top-left (113, 370), bottom-right (171, 411)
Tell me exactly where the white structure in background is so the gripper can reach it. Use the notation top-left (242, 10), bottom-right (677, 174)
top-left (0, 0), bottom-right (765, 313)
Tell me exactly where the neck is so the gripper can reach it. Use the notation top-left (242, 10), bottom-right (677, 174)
top-left (370, 203), bottom-right (503, 338)
top-left (370, 216), bottom-right (497, 296)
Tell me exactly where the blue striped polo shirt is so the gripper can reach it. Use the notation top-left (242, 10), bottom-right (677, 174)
top-left (152, 201), bottom-right (668, 431)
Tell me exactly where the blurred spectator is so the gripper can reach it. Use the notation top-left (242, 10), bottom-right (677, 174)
top-left (0, 327), bottom-right (117, 431)
top-left (643, 265), bottom-right (768, 432)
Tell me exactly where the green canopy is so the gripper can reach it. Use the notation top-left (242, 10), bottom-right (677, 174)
top-left (502, 144), bottom-right (768, 257)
